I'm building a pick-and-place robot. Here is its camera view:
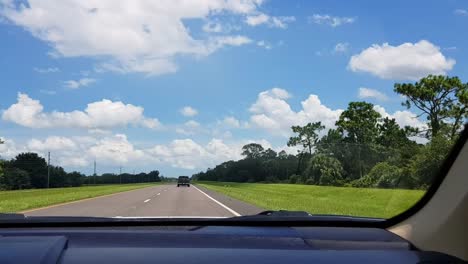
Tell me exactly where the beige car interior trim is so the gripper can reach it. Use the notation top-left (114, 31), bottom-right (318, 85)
top-left (389, 139), bottom-right (468, 260)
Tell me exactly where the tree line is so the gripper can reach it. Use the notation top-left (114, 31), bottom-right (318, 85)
top-left (0, 152), bottom-right (161, 190)
top-left (192, 75), bottom-right (467, 189)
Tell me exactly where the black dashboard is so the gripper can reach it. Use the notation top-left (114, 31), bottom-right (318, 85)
top-left (0, 225), bottom-right (463, 263)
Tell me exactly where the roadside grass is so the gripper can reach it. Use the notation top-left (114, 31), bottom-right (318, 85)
top-left (197, 182), bottom-right (425, 218)
top-left (0, 183), bottom-right (159, 213)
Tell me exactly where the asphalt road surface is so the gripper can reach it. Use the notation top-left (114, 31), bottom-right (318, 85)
top-left (24, 184), bottom-right (262, 218)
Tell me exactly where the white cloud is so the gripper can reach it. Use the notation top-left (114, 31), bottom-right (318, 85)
top-left (0, 0), bottom-right (261, 75)
top-left (334, 42), bottom-right (349, 53)
top-left (223, 116), bottom-right (241, 128)
top-left (28, 136), bottom-right (77, 151)
top-left (211, 35), bottom-right (252, 47)
top-left (245, 13), bottom-right (269, 26)
top-left (257, 40), bottom-right (272, 50)
top-left (348, 40), bottom-right (455, 80)
top-left (358, 87), bottom-right (389, 102)
top-left (180, 106), bottom-right (198, 117)
top-left (3, 133), bottom-right (247, 170)
top-left (249, 88), bottom-right (342, 136)
top-left (245, 13), bottom-right (295, 29)
top-left (64, 78), bottom-right (96, 89)
top-left (2, 93), bottom-right (161, 130)
top-left (88, 134), bottom-right (147, 165)
top-left (34, 67), bottom-right (59, 73)
top-left (309, 14), bottom-right (356, 27)
top-left (373, 105), bottom-right (426, 130)
top-left (185, 120), bottom-right (200, 128)
top-left (176, 120), bottom-right (202, 135)
top-left (148, 138), bottom-right (255, 169)
top-left (454, 9), bottom-right (468, 16)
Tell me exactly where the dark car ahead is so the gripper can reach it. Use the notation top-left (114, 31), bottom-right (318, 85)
top-left (177, 176), bottom-right (190, 187)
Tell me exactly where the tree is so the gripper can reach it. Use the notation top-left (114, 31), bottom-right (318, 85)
top-left (377, 117), bottom-right (412, 147)
top-left (261, 148), bottom-right (277, 159)
top-left (335, 102), bottom-right (382, 180)
top-left (241, 143), bottom-right (264, 159)
top-left (394, 75), bottom-right (467, 139)
top-left (278, 150), bottom-right (288, 159)
top-left (11, 152), bottom-right (48, 188)
top-left (409, 135), bottom-right (454, 188)
top-left (303, 154), bottom-right (344, 186)
top-left (148, 170), bottom-right (161, 182)
top-left (351, 162), bottom-right (402, 189)
top-left (0, 168), bottom-right (31, 190)
top-left (287, 122), bottom-right (325, 155)
top-left (336, 102), bottom-right (381, 144)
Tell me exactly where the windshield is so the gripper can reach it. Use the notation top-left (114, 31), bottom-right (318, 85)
top-left (0, 0), bottom-right (466, 221)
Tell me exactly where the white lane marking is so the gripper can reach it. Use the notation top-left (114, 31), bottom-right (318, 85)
top-left (144, 199), bottom-right (151, 203)
top-left (191, 185), bottom-right (241, 216)
top-left (157, 193), bottom-right (161, 195)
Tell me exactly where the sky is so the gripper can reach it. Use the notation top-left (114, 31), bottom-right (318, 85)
top-left (0, 0), bottom-right (467, 176)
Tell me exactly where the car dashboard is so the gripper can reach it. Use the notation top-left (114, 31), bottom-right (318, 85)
top-left (0, 225), bottom-right (463, 264)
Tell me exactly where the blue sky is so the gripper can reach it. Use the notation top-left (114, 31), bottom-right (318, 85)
top-left (0, 0), bottom-right (467, 176)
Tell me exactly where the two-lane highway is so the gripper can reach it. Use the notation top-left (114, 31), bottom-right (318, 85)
top-left (24, 184), bottom-right (262, 217)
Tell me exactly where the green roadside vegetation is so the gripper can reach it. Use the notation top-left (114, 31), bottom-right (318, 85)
top-left (198, 181), bottom-right (424, 218)
top-left (0, 183), bottom-right (159, 213)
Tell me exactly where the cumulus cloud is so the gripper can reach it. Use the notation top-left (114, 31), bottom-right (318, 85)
top-left (249, 88), bottom-right (342, 136)
top-left (64, 78), bottom-right (96, 89)
top-left (180, 106), bottom-right (198, 117)
top-left (0, 0), bottom-right (261, 75)
top-left (373, 105), bottom-right (427, 130)
top-left (248, 87), bottom-right (426, 138)
top-left (348, 40), bottom-right (455, 80)
top-left (2, 93), bottom-right (161, 129)
top-left (309, 14), bottom-right (356, 27)
top-left (18, 133), bottom-right (277, 170)
top-left (223, 116), bottom-right (241, 128)
top-left (245, 13), bottom-right (295, 28)
top-left (358, 87), bottom-right (389, 101)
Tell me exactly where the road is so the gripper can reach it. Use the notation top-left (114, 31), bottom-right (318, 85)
top-left (24, 184), bottom-right (262, 218)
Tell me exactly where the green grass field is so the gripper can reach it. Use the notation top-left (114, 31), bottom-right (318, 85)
top-left (0, 183), bottom-right (159, 213)
top-left (198, 182), bottom-right (425, 218)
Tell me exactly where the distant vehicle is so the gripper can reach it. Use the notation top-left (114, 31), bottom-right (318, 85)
top-left (177, 176), bottom-right (190, 187)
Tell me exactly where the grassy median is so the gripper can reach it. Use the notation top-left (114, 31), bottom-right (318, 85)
top-left (197, 181), bottom-right (425, 218)
top-left (0, 183), bottom-right (159, 213)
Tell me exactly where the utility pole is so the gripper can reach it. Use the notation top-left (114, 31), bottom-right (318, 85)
top-left (47, 152), bottom-right (50, 188)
